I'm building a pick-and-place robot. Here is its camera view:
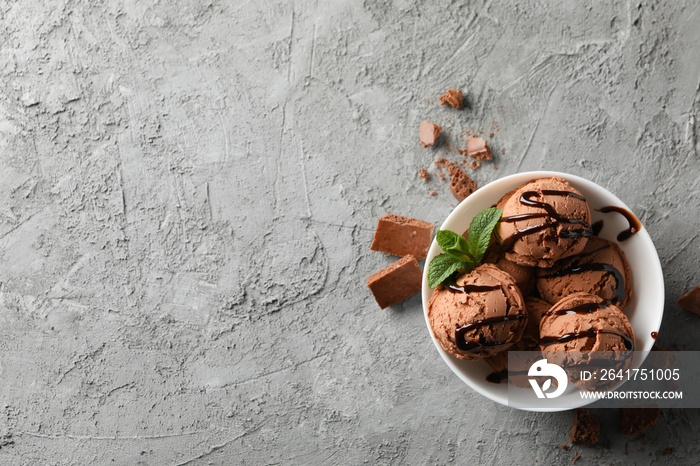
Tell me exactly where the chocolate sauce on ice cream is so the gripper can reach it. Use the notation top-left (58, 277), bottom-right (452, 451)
top-left (445, 283), bottom-right (501, 294)
top-left (540, 328), bottom-right (634, 351)
top-left (592, 220), bottom-right (604, 236)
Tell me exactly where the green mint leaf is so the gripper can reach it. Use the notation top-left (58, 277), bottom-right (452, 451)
top-left (427, 253), bottom-right (474, 288)
top-left (436, 230), bottom-right (470, 254)
top-left (467, 207), bottom-right (503, 262)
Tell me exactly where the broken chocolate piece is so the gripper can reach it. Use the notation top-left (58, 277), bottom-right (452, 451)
top-left (439, 89), bottom-right (462, 109)
top-left (370, 214), bottom-right (434, 260)
top-left (449, 169), bottom-right (477, 202)
top-left (467, 136), bottom-right (492, 160)
top-left (570, 408), bottom-right (599, 446)
top-left (367, 255), bottom-right (422, 309)
top-left (420, 120), bottom-right (442, 147)
top-left (651, 344), bottom-right (677, 370)
top-left (620, 407), bottom-right (659, 436)
top-left (677, 285), bottom-right (700, 316)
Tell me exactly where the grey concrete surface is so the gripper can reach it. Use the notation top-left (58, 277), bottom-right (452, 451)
top-left (0, 0), bottom-right (697, 464)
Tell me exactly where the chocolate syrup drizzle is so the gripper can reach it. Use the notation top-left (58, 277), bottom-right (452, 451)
top-left (455, 314), bottom-right (527, 351)
top-left (447, 283), bottom-right (525, 352)
top-left (445, 283), bottom-right (501, 294)
top-left (591, 220), bottom-right (604, 236)
top-left (541, 245), bottom-right (627, 305)
top-left (597, 206), bottom-right (641, 241)
top-left (500, 190), bottom-right (592, 250)
top-left (486, 370), bottom-right (508, 384)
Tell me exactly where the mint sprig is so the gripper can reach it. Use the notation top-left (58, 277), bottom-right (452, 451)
top-left (427, 207), bottom-right (503, 288)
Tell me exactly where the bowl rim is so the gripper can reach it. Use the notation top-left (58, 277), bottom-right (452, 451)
top-left (421, 170), bottom-right (665, 412)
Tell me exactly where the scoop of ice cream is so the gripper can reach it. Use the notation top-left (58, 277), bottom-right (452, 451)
top-left (494, 256), bottom-right (535, 296)
top-left (540, 293), bottom-right (635, 390)
top-left (497, 177), bottom-right (591, 267)
top-left (539, 292), bottom-right (634, 353)
top-left (536, 236), bottom-right (632, 310)
top-left (427, 264), bottom-right (527, 360)
top-left (524, 297), bottom-right (551, 345)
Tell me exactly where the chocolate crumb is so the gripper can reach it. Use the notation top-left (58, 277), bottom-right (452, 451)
top-left (659, 447), bottom-right (675, 456)
top-left (468, 160), bottom-right (481, 171)
top-left (467, 136), bottom-right (492, 160)
top-left (419, 168), bottom-right (430, 181)
top-left (572, 455), bottom-right (580, 464)
top-left (429, 190), bottom-right (437, 196)
top-left (620, 408), bottom-right (659, 436)
top-left (570, 408), bottom-right (599, 446)
top-left (420, 120), bottom-right (442, 147)
top-left (561, 444), bottom-right (569, 451)
top-left (488, 132), bottom-right (494, 137)
top-left (438, 89), bottom-right (463, 109)
top-left (676, 285), bottom-right (700, 316)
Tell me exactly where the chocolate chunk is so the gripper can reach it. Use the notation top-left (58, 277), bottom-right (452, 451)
top-left (651, 344), bottom-right (677, 370)
top-left (420, 120), bottom-right (442, 147)
top-left (367, 255), bottom-right (422, 309)
top-left (467, 136), bottom-right (492, 160)
top-left (620, 407), bottom-right (659, 436)
top-left (449, 169), bottom-right (477, 202)
top-left (370, 214), bottom-right (434, 260)
top-left (439, 89), bottom-right (462, 109)
top-left (570, 408), bottom-right (599, 446)
top-left (677, 285), bottom-right (700, 316)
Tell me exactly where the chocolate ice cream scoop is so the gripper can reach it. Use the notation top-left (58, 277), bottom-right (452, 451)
top-left (540, 293), bottom-right (635, 390)
top-left (539, 292), bottom-right (634, 353)
top-left (494, 256), bottom-right (535, 296)
top-left (524, 297), bottom-right (551, 345)
top-left (536, 236), bottom-right (632, 310)
top-left (427, 264), bottom-right (527, 360)
top-left (497, 177), bottom-right (592, 267)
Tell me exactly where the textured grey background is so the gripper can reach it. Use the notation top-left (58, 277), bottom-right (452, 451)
top-left (0, 0), bottom-right (698, 464)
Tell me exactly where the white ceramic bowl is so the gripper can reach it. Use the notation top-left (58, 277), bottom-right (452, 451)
top-left (421, 171), bottom-right (664, 412)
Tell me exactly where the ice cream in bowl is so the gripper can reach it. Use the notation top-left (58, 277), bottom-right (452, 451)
top-left (421, 171), bottom-right (664, 412)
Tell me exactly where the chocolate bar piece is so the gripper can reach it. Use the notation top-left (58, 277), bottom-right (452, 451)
top-left (367, 255), bottom-right (422, 309)
top-left (420, 120), bottom-right (442, 147)
top-left (570, 408), bottom-right (599, 446)
top-left (439, 89), bottom-right (462, 109)
top-left (450, 169), bottom-right (477, 202)
top-left (677, 285), bottom-right (700, 316)
top-left (370, 214), bottom-right (434, 260)
top-left (620, 407), bottom-right (659, 436)
top-left (467, 136), bottom-right (492, 160)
